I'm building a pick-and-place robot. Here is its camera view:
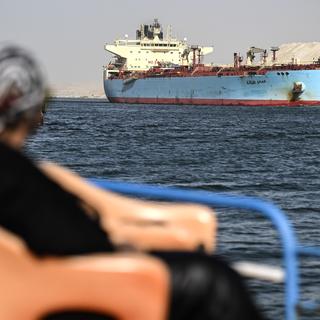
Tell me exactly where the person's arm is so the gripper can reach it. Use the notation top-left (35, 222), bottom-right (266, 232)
top-left (0, 227), bottom-right (169, 320)
top-left (39, 161), bottom-right (217, 253)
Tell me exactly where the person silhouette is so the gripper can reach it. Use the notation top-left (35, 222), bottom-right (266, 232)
top-left (0, 44), bottom-right (265, 320)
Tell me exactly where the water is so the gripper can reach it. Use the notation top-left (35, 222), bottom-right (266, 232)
top-left (27, 99), bottom-right (320, 319)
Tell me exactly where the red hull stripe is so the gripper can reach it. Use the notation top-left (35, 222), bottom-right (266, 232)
top-left (109, 97), bottom-right (320, 106)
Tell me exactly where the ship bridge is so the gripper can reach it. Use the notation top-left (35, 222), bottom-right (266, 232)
top-left (104, 19), bottom-right (213, 72)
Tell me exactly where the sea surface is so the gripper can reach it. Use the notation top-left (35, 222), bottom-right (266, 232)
top-left (26, 99), bottom-right (320, 319)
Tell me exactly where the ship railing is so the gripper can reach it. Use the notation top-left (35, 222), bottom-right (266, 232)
top-left (103, 67), bottom-right (120, 80)
top-left (270, 58), bottom-right (320, 67)
top-left (115, 40), bottom-right (141, 46)
top-left (89, 178), bottom-right (320, 320)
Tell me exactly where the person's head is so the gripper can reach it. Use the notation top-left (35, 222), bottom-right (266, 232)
top-left (0, 44), bottom-right (47, 148)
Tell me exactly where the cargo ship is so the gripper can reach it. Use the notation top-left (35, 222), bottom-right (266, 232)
top-left (103, 19), bottom-right (320, 106)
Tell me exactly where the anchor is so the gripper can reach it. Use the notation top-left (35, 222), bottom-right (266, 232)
top-left (291, 81), bottom-right (305, 101)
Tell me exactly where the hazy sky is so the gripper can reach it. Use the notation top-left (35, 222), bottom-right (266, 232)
top-left (1, 0), bottom-right (319, 87)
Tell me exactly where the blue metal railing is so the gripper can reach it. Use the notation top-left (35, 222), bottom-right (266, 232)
top-left (89, 178), bottom-right (320, 320)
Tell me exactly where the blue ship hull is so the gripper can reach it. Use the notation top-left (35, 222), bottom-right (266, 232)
top-left (104, 69), bottom-right (320, 106)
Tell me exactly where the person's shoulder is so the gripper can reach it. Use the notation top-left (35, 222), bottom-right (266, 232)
top-left (0, 141), bottom-right (27, 165)
top-left (0, 141), bottom-right (41, 180)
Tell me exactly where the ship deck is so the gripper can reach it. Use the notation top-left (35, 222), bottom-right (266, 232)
top-left (108, 63), bottom-right (320, 80)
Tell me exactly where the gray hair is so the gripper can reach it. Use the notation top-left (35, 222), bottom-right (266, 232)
top-left (0, 44), bottom-right (47, 131)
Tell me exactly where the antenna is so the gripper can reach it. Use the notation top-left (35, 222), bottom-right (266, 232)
top-left (166, 25), bottom-right (172, 41)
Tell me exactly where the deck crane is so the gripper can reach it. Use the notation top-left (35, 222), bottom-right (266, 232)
top-left (246, 47), bottom-right (268, 65)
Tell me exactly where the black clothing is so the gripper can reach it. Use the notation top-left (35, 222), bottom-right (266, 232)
top-left (153, 251), bottom-right (263, 320)
top-left (0, 142), bottom-right (114, 256)
top-left (0, 141), bottom-right (264, 320)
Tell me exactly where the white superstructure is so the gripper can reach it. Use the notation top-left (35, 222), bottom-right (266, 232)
top-left (104, 19), bottom-right (213, 73)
